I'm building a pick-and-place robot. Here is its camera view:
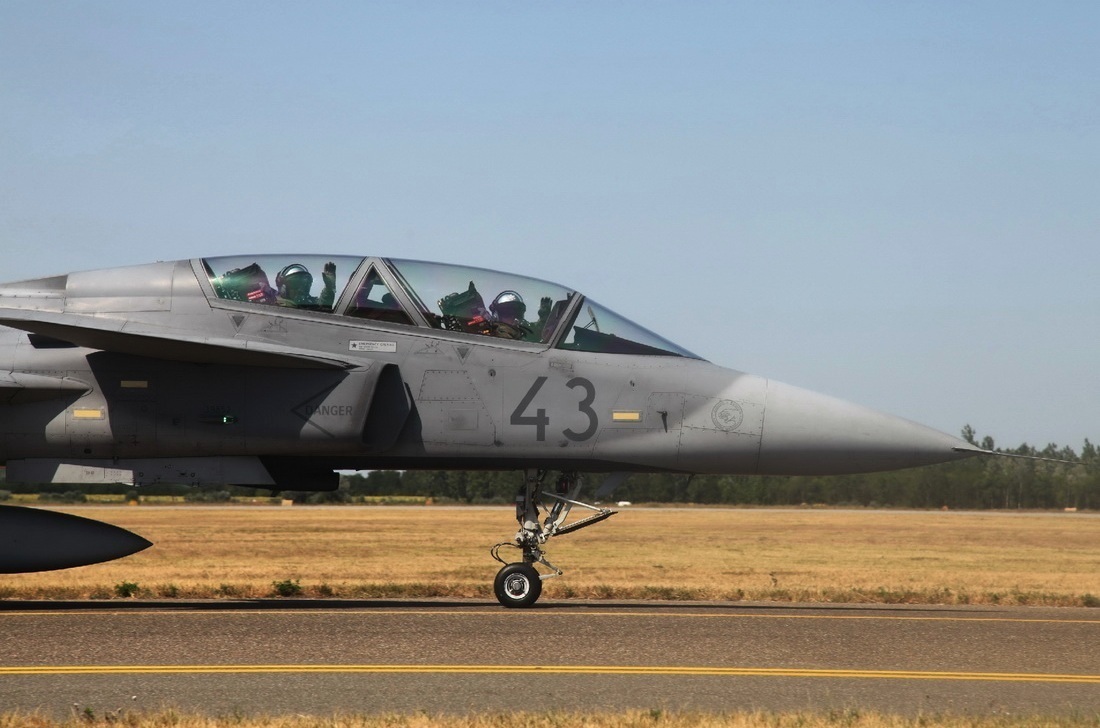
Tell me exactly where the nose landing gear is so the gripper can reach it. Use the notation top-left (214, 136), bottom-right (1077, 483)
top-left (491, 469), bottom-right (616, 608)
top-left (493, 562), bottom-right (541, 608)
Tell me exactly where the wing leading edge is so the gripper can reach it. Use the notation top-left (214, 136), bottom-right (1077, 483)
top-left (0, 312), bottom-right (355, 369)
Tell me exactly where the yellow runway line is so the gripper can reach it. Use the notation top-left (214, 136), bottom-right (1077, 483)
top-left (4, 609), bottom-right (1100, 625)
top-left (2, 664), bottom-right (1099, 683)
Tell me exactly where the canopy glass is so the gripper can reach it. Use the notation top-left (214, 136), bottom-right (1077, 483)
top-left (202, 255), bottom-right (698, 358)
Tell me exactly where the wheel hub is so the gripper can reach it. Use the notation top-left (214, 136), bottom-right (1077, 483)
top-left (504, 574), bottom-right (530, 599)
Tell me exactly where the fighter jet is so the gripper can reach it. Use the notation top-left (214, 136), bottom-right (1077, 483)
top-left (0, 254), bottom-right (984, 606)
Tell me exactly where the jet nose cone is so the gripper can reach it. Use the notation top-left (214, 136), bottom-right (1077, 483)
top-left (759, 380), bottom-right (974, 475)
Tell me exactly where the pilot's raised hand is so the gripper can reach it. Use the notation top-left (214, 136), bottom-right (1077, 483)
top-left (538, 296), bottom-right (552, 320)
top-left (319, 261), bottom-right (337, 308)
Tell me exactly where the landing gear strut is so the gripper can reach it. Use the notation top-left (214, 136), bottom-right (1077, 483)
top-left (491, 470), bottom-right (616, 608)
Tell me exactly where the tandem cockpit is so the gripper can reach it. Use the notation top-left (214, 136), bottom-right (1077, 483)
top-left (201, 255), bottom-right (700, 359)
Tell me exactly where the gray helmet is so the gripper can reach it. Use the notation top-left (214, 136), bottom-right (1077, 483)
top-left (490, 290), bottom-right (526, 318)
top-left (276, 264), bottom-right (312, 296)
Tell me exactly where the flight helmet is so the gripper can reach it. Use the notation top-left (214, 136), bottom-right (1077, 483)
top-left (276, 264), bottom-right (313, 299)
top-left (490, 290), bottom-right (526, 321)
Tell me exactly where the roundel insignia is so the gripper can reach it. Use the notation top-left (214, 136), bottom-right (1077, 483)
top-left (711, 400), bottom-right (744, 431)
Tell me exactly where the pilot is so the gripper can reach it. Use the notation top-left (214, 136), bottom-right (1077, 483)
top-left (276, 262), bottom-right (337, 309)
top-left (489, 290), bottom-right (534, 340)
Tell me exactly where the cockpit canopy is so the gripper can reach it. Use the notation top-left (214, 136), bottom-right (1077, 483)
top-left (201, 255), bottom-right (699, 359)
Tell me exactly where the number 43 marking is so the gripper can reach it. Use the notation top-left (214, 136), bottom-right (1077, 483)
top-left (510, 376), bottom-right (599, 442)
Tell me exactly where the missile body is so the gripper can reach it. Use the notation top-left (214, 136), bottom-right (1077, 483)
top-left (0, 505), bottom-right (151, 573)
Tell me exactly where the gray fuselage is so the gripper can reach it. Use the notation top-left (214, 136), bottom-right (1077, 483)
top-left (0, 257), bottom-right (974, 488)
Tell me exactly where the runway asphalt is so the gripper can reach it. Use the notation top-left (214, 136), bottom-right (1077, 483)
top-left (2, 599), bottom-right (1099, 717)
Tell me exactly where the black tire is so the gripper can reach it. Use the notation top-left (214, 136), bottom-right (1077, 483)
top-left (493, 562), bottom-right (542, 608)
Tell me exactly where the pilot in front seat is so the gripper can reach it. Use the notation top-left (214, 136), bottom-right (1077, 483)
top-left (276, 262), bottom-right (337, 310)
top-left (489, 290), bottom-right (534, 340)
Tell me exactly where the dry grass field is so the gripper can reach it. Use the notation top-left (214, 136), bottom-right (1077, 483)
top-left (2, 710), bottom-right (1099, 728)
top-left (2, 505), bottom-right (1098, 605)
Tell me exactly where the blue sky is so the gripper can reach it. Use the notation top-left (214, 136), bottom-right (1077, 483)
top-left (2, 2), bottom-right (1097, 448)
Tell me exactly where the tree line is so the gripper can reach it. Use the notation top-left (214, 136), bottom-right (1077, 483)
top-left (341, 427), bottom-right (1100, 510)
top-left (2, 427), bottom-right (1096, 509)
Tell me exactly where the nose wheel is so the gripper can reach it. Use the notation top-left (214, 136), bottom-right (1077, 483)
top-left (493, 562), bottom-right (542, 608)
top-left (490, 470), bottom-right (616, 608)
